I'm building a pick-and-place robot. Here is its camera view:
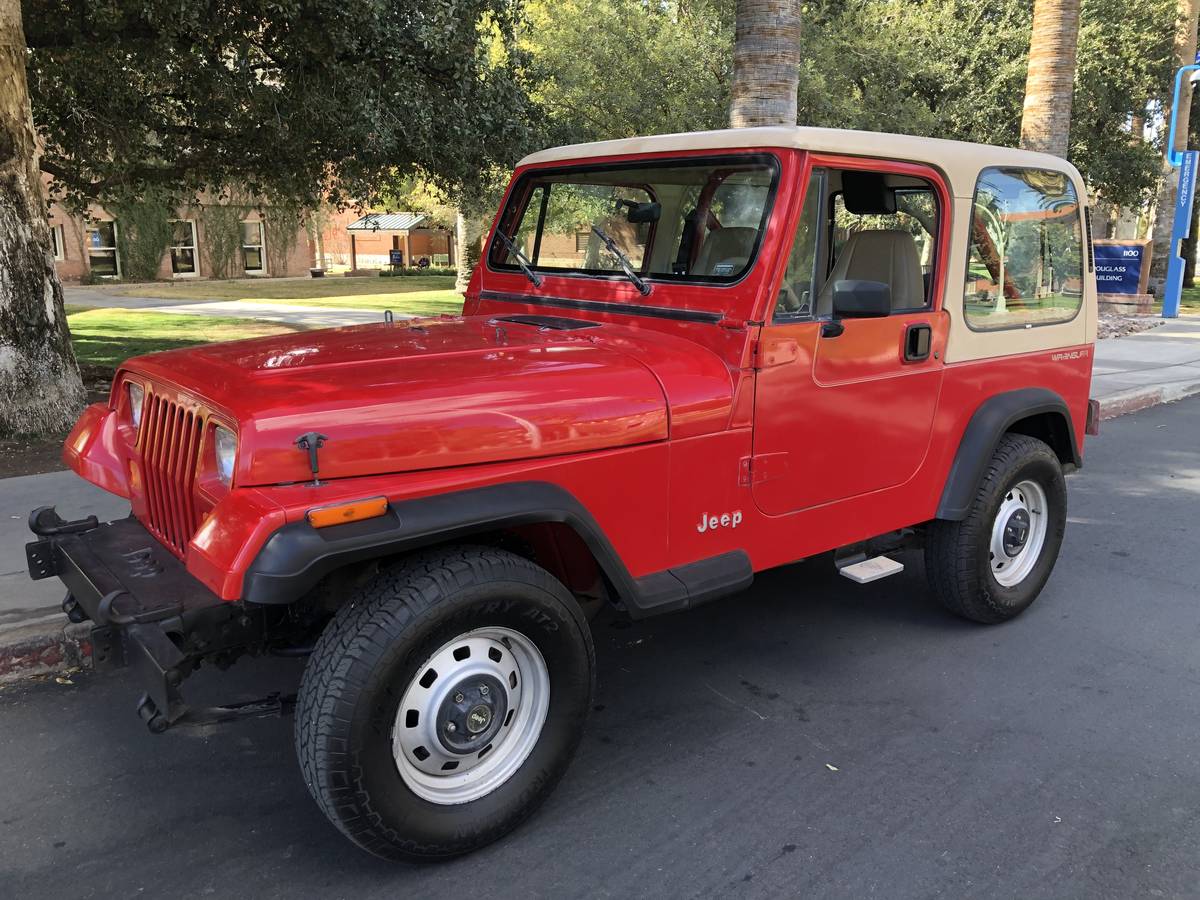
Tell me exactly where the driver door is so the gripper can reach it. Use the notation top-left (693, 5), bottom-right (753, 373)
top-left (751, 160), bottom-right (948, 517)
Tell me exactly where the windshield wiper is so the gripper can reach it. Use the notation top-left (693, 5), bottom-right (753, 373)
top-left (591, 225), bottom-right (651, 296)
top-left (492, 229), bottom-right (542, 287)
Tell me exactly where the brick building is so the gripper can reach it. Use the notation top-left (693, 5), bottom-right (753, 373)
top-left (44, 179), bottom-right (453, 282)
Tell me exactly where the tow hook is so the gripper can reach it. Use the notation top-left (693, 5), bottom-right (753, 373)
top-left (137, 692), bottom-right (297, 734)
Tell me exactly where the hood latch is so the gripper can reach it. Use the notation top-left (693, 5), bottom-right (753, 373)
top-left (294, 432), bottom-right (329, 487)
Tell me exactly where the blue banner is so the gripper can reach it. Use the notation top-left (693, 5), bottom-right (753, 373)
top-left (1094, 244), bottom-right (1146, 295)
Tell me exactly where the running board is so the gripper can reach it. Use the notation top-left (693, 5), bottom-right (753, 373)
top-left (837, 555), bottom-right (904, 584)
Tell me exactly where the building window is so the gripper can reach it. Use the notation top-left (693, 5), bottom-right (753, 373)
top-left (87, 221), bottom-right (120, 278)
top-left (49, 224), bottom-right (65, 261)
top-left (242, 221), bottom-right (265, 273)
top-left (170, 220), bottom-right (199, 276)
top-left (964, 167), bottom-right (1083, 330)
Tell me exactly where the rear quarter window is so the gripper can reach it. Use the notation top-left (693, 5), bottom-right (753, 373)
top-left (964, 167), bottom-right (1083, 331)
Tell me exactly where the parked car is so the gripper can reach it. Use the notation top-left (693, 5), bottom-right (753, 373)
top-left (27, 126), bottom-right (1099, 860)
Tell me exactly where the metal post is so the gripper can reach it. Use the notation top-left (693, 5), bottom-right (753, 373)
top-left (1162, 60), bottom-right (1200, 318)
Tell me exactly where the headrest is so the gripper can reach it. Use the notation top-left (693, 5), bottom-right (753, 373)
top-left (842, 171), bottom-right (896, 216)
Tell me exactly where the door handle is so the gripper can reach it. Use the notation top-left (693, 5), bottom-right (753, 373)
top-left (903, 323), bottom-right (932, 362)
top-left (820, 320), bottom-right (844, 338)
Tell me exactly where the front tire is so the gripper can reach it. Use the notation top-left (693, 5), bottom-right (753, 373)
top-left (925, 434), bottom-right (1067, 624)
top-left (295, 546), bottom-right (594, 861)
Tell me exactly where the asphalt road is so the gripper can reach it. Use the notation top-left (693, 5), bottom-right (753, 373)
top-left (4, 397), bottom-right (1200, 899)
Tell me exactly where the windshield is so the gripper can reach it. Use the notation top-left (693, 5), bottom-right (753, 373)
top-left (489, 154), bottom-right (780, 284)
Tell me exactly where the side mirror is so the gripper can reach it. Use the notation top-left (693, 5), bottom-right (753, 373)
top-left (624, 201), bottom-right (662, 224)
top-left (832, 279), bottom-right (891, 319)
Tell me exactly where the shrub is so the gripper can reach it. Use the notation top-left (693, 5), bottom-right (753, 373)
top-left (379, 266), bottom-right (456, 277)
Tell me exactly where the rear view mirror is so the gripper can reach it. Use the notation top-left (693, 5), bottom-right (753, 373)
top-left (832, 280), bottom-right (891, 318)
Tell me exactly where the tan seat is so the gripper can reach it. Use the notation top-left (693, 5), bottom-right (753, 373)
top-left (693, 227), bottom-right (758, 276)
top-left (816, 229), bottom-right (925, 316)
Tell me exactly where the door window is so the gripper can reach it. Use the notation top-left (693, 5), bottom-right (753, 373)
top-left (964, 167), bottom-right (1083, 330)
top-left (830, 183), bottom-right (939, 310)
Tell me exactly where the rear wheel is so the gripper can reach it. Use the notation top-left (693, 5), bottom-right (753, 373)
top-left (295, 546), bottom-right (594, 860)
top-left (925, 434), bottom-right (1067, 624)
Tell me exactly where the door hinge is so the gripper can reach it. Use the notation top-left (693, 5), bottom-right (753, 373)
top-left (739, 452), bottom-right (789, 486)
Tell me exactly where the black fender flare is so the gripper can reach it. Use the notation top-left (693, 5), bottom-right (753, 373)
top-left (242, 482), bottom-right (635, 606)
top-left (935, 388), bottom-right (1080, 521)
top-left (241, 481), bottom-right (752, 617)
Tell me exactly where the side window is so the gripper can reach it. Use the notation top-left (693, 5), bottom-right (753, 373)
top-left (775, 168), bottom-right (825, 318)
top-left (965, 167), bottom-right (1083, 330)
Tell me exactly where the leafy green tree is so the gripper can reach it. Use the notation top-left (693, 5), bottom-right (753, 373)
top-left (26, 0), bottom-right (541, 208)
top-left (521, 0), bottom-right (734, 142)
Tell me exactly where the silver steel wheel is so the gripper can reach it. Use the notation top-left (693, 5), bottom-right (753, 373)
top-left (989, 478), bottom-right (1049, 588)
top-left (391, 626), bottom-right (550, 805)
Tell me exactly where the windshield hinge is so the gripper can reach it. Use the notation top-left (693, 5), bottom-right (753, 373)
top-left (739, 452), bottom-right (789, 486)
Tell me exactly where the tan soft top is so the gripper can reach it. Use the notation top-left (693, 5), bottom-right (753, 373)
top-left (517, 126), bottom-right (1084, 200)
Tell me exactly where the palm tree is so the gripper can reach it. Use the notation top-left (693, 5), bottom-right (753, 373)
top-left (0, 0), bottom-right (84, 436)
top-left (729, 0), bottom-right (803, 128)
top-left (1018, 0), bottom-right (1083, 158)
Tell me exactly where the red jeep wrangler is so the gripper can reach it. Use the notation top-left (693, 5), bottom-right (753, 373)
top-left (27, 127), bottom-right (1098, 860)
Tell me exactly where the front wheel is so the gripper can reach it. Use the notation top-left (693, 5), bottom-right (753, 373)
top-left (295, 546), bottom-right (594, 860)
top-left (925, 434), bottom-right (1067, 624)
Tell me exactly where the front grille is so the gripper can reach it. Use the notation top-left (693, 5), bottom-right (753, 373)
top-left (138, 393), bottom-right (205, 556)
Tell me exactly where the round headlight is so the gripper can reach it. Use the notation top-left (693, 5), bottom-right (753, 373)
top-left (127, 382), bottom-right (145, 429)
top-left (214, 426), bottom-right (237, 484)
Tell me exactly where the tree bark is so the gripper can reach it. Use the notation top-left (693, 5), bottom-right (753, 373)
top-left (1018, 0), bottom-right (1082, 158)
top-left (729, 0), bottom-right (803, 128)
top-left (454, 208), bottom-right (484, 294)
top-left (1149, 0), bottom-right (1200, 288)
top-left (0, 1), bottom-right (83, 437)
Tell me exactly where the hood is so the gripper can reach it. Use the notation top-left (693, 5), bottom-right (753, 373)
top-left (124, 316), bottom-right (672, 485)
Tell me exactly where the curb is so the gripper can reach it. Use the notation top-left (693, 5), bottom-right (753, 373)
top-left (0, 618), bottom-right (91, 686)
top-left (1098, 380), bottom-right (1200, 421)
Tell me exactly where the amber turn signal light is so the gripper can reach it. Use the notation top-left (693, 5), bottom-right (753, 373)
top-left (306, 496), bottom-right (389, 529)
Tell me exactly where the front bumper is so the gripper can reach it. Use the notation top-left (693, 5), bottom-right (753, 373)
top-left (25, 508), bottom-right (261, 731)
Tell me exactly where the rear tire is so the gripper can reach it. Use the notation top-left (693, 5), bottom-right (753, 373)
top-left (295, 546), bottom-right (594, 861)
top-left (925, 434), bottom-right (1067, 624)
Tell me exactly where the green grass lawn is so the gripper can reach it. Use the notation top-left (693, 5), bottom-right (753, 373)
top-left (66, 307), bottom-right (306, 370)
top-left (1177, 286), bottom-right (1200, 311)
top-left (108, 274), bottom-right (463, 316)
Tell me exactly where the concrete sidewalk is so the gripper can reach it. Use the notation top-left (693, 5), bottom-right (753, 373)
top-left (1091, 319), bottom-right (1200, 418)
top-left (0, 472), bottom-right (128, 679)
top-left (1, 315), bottom-right (1197, 680)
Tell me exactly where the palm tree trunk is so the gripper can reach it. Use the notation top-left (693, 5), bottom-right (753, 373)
top-left (454, 209), bottom-right (485, 294)
top-left (0, 1), bottom-right (84, 437)
top-left (1018, 0), bottom-right (1082, 158)
top-left (728, 0), bottom-right (803, 128)
top-left (1149, 0), bottom-right (1200, 288)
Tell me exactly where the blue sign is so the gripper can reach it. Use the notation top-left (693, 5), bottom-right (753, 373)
top-left (1163, 149), bottom-right (1198, 317)
top-left (1094, 244), bottom-right (1146, 295)
top-left (389, 249), bottom-right (404, 266)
